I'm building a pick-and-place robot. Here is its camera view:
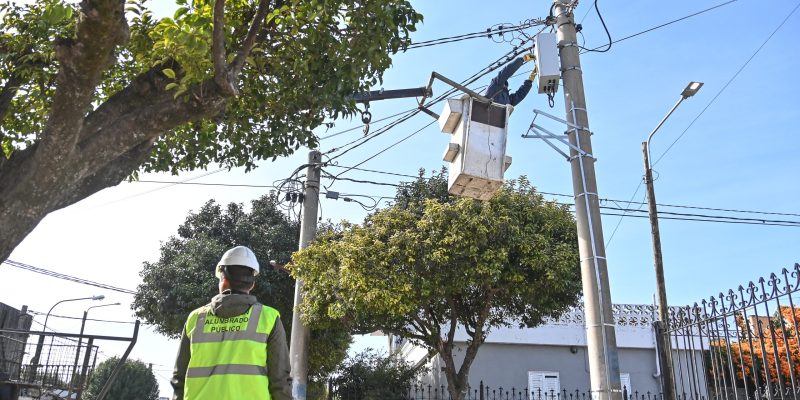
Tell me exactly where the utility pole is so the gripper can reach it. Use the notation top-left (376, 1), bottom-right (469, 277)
top-left (643, 145), bottom-right (675, 400)
top-left (552, 1), bottom-right (622, 400)
top-left (641, 81), bottom-right (702, 400)
top-left (289, 150), bottom-right (321, 400)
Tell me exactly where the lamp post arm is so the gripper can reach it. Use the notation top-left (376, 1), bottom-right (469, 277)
top-left (43, 298), bottom-right (71, 332)
top-left (645, 96), bottom-right (685, 169)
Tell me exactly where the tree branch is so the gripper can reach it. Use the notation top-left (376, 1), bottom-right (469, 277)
top-left (212, 0), bottom-right (234, 95)
top-left (446, 297), bottom-right (458, 345)
top-left (0, 144), bottom-right (37, 191)
top-left (49, 0), bottom-right (129, 129)
top-left (75, 59), bottom-right (228, 175)
top-left (456, 288), bottom-right (497, 384)
top-left (55, 139), bottom-right (156, 210)
top-left (230, 0), bottom-right (274, 76)
top-left (410, 314), bottom-right (432, 338)
top-left (384, 328), bottom-right (427, 343)
top-left (0, 74), bottom-right (23, 125)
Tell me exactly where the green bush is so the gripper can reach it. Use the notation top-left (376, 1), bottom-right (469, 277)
top-left (82, 357), bottom-right (158, 400)
top-left (329, 349), bottom-right (423, 400)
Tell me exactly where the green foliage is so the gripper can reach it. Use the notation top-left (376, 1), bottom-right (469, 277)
top-left (291, 175), bottom-right (581, 395)
top-left (1, 0), bottom-right (422, 171)
top-left (390, 168), bottom-right (453, 211)
top-left (329, 349), bottom-right (424, 400)
top-left (82, 357), bottom-right (158, 400)
top-left (132, 194), bottom-right (350, 378)
top-left (0, 0), bottom-right (77, 149)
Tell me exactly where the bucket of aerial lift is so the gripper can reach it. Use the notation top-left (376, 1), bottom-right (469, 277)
top-left (439, 96), bottom-right (513, 201)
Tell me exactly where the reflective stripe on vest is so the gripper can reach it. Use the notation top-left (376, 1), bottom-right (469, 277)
top-left (184, 304), bottom-right (279, 400)
top-left (185, 364), bottom-right (268, 378)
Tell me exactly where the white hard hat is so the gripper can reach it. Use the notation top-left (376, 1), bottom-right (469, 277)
top-left (215, 246), bottom-right (260, 278)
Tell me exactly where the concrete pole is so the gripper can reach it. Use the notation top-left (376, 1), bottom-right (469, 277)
top-left (643, 143), bottom-right (677, 400)
top-left (289, 150), bottom-right (321, 400)
top-left (553, 1), bottom-right (622, 399)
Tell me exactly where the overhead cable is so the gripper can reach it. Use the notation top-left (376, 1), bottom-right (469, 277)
top-left (27, 310), bottom-right (137, 325)
top-left (581, 0), bottom-right (738, 53)
top-left (404, 20), bottom-right (545, 50)
top-left (653, 0), bottom-right (800, 165)
top-left (580, 0), bottom-right (613, 53)
top-left (2, 259), bottom-right (136, 295)
top-left (323, 35), bottom-right (539, 174)
top-left (129, 176), bottom-right (799, 221)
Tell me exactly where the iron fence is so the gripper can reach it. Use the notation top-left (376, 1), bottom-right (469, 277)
top-left (12, 332), bottom-right (100, 391)
top-left (0, 320), bottom-right (139, 400)
top-left (327, 382), bottom-right (664, 400)
top-left (666, 263), bottom-right (800, 400)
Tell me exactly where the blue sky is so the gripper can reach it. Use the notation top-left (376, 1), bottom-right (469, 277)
top-left (1, 0), bottom-right (798, 397)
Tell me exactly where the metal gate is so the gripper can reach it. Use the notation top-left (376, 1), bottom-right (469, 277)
top-left (665, 263), bottom-right (800, 400)
top-left (0, 321), bottom-right (139, 400)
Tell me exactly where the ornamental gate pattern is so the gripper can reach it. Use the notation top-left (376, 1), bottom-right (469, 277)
top-left (666, 264), bottom-right (800, 400)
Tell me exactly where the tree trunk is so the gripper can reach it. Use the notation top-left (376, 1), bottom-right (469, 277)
top-left (0, 74), bottom-right (226, 261)
top-left (439, 335), bottom-right (483, 400)
top-left (0, 0), bottom-right (273, 261)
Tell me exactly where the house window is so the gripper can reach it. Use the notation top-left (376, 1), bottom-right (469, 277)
top-left (528, 371), bottom-right (560, 400)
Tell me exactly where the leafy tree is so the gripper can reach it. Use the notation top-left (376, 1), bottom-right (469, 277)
top-left (82, 357), bottom-right (158, 400)
top-left (132, 194), bottom-right (351, 378)
top-left (710, 304), bottom-right (800, 392)
top-left (329, 349), bottom-right (423, 400)
top-left (0, 0), bottom-right (422, 261)
top-left (291, 174), bottom-right (582, 400)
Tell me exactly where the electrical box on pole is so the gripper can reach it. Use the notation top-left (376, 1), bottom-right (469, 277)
top-left (534, 32), bottom-right (560, 94)
top-left (438, 95), bottom-right (513, 200)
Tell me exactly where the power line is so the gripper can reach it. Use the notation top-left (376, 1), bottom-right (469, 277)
top-left (314, 173), bottom-right (800, 227)
top-left (404, 20), bottom-right (545, 50)
top-left (321, 175), bottom-right (402, 188)
top-left (100, 168), bottom-right (225, 206)
top-left (27, 310), bottom-right (137, 325)
top-left (596, 205), bottom-right (800, 227)
top-left (597, 212), bottom-right (800, 228)
top-left (2, 259), bottom-right (136, 295)
top-left (602, 0), bottom-right (798, 245)
top-left (314, 174), bottom-right (800, 227)
top-left (325, 36), bottom-right (536, 160)
top-left (311, 164), bottom-right (800, 219)
top-left (653, 0), bottom-right (800, 166)
top-left (324, 36), bottom-right (538, 175)
top-left (324, 165), bottom-right (420, 179)
top-left (603, 185), bottom-right (644, 248)
top-left (318, 109), bottom-right (417, 141)
top-left (318, 22), bottom-right (543, 143)
top-left (331, 120), bottom-right (437, 179)
top-left (582, 0), bottom-right (738, 53)
top-left (580, 0), bottom-right (613, 53)
top-left (130, 175), bottom-right (800, 221)
top-left (134, 180), bottom-right (279, 189)
top-left (317, 67), bottom-right (536, 144)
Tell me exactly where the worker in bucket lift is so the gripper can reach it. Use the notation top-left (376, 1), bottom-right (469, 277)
top-left (484, 53), bottom-right (538, 106)
top-left (171, 246), bottom-right (291, 400)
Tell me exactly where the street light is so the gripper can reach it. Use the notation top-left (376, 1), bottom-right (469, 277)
top-left (31, 295), bottom-right (104, 381)
top-left (69, 302), bottom-right (120, 399)
top-left (680, 81), bottom-right (704, 99)
top-left (645, 82), bottom-right (704, 169)
top-left (642, 81), bottom-right (703, 400)
top-left (42, 295), bottom-right (105, 333)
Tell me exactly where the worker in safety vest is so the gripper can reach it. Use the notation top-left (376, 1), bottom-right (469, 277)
top-left (484, 54), bottom-right (538, 106)
top-left (171, 246), bottom-right (292, 400)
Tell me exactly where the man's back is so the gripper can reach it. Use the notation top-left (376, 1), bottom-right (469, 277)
top-left (172, 292), bottom-right (292, 400)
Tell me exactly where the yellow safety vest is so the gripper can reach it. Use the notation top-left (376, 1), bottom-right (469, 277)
top-left (184, 303), bottom-right (280, 400)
